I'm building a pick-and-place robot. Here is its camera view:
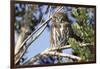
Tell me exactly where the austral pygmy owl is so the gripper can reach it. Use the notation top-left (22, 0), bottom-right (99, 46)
top-left (50, 12), bottom-right (70, 52)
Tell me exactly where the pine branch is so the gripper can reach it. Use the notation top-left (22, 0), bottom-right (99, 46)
top-left (43, 51), bottom-right (81, 61)
top-left (23, 43), bottom-right (92, 65)
top-left (49, 43), bottom-right (93, 51)
top-left (23, 47), bottom-right (82, 65)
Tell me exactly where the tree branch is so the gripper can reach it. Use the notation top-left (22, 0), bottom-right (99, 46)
top-left (49, 43), bottom-right (93, 51)
top-left (43, 51), bottom-right (81, 61)
top-left (23, 47), bottom-right (81, 65)
top-left (23, 43), bottom-right (92, 65)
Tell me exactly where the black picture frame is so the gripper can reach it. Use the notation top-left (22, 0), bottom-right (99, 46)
top-left (10, 0), bottom-right (96, 68)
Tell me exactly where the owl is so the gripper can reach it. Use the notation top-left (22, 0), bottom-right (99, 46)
top-left (50, 12), bottom-right (70, 52)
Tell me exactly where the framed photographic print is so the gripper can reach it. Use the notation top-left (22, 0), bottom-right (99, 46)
top-left (10, 0), bottom-right (96, 68)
